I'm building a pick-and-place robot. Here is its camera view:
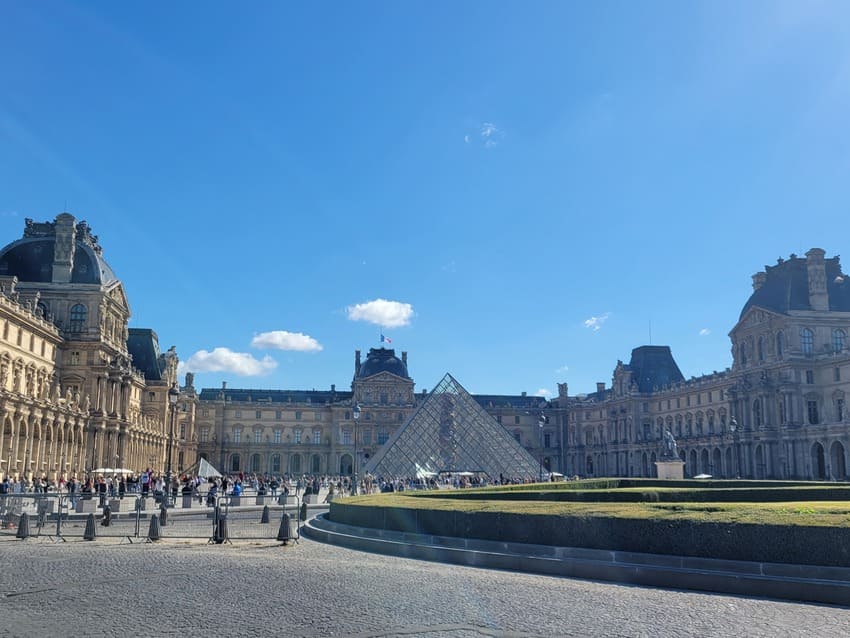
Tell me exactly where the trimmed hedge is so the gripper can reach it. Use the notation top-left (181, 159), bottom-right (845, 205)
top-left (329, 501), bottom-right (850, 567)
top-left (407, 486), bottom-right (850, 504)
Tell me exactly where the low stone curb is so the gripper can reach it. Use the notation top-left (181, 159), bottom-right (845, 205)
top-left (303, 514), bottom-right (850, 607)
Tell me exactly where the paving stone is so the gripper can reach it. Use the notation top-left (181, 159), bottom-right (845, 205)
top-left (0, 537), bottom-right (846, 637)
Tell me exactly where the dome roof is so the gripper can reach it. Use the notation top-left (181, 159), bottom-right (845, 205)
top-left (358, 347), bottom-right (409, 379)
top-left (739, 253), bottom-right (850, 319)
top-left (0, 215), bottom-right (118, 286)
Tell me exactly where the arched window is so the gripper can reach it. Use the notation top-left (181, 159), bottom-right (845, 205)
top-left (757, 336), bottom-right (765, 362)
top-left (230, 454), bottom-right (241, 472)
top-left (69, 304), bottom-right (86, 332)
top-left (833, 329), bottom-right (846, 353)
top-left (271, 454), bottom-right (281, 473)
top-left (776, 332), bottom-right (785, 359)
top-left (800, 328), bottom-right (814, 355)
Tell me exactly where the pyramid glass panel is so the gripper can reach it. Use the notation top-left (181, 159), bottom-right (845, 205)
top-left (364, 373), bottom-right (540, 480)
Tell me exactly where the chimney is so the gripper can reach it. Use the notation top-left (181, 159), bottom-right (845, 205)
top-left (752, 272), bottom-right (767, 291)
top-left (806, 248), bottom-right (829, 311)
top-left (222, 381), bottom-right (227, 390)
top-left (558, 382), bottom-right (568, 399)
top-left (596, 382), bottom-right (606, 393)
top-left (331, 384), bottom-right (335, 392)
top-left (521, 391), bottom-right (527, 397)
top-left (52, 213), bottom-right (76, 283)
top-left (401, 351), bottom-right (407, 367)
top-left (355, 350), bottom-right (361, 376)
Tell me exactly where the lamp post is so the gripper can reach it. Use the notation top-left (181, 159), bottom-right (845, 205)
top-left (729, 416), bottom-right (740, 478)
top-left (352, 403), bottom-right (361, 495)
top-left (165, 384), bottom-right (179, 506)
top-left (538, 413), bottom-right (547, 482)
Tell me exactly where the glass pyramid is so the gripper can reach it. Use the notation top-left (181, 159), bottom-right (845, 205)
top-left (364, 373), bottom-right (541, 481)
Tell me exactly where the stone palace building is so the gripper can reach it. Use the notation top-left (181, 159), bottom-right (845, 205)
top-left (197, 248), bottom-right (850, 482)
top-left (4, 214), bottom-right (845, 483)
top-left (0, 214), bottom-right (197, 482)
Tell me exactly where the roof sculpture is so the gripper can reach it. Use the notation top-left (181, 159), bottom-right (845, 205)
top-left (364, 373), bottom-right (541, 480)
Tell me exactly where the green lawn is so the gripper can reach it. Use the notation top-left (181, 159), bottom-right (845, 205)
top-left (339, 493), bottom-right (850, 527)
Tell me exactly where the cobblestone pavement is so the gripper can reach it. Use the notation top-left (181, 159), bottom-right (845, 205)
top-left (0, 536), bottom-right (847, 638)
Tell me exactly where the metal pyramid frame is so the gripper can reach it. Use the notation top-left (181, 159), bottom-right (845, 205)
top-left (364, 373), bottom-right (540, 480)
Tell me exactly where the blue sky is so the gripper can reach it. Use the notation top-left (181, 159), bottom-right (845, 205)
top-left (2, 2), bottom-right (850, 397)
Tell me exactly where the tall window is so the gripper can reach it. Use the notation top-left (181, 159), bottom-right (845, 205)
top-left (377, 429), bottom-right (389, 445)
top-left (200, 428), bottom-right (209, 443)
top-left (294, 429), bottom-right (302, 444)
top-left (777, 332), bottom-right (785, 359)
top-left (313, 430), bottom-right (321, 444)
top-left (806, 370), bottom-right (815, 384)
top-left (833, 329), bottom-right (846, 353)
top-left (544, 433), bottom-right (551, 448)
top-left (800, 328), bottom-right (814, 355)
top-left (295, 411), bottom-right (302, 420)
top-left (342, 430), bottom-right (351, 445)
top-left (231, 454), bottom-right (241, 472)
top-left (233, 428), bottom-right (241, 443)
top-left (363, 430), bottom-right (372, 445)
top-left (256, 410), bottom-right (262, 419)
top-left (757, 337), bottom-right (765, 362)
top-left (272, 454), bottom-right (281, 473)
top-left (69, 304), bottom-right (87, 332)
top-left (254, 430), bottom-right (262, 444)
top-left (837, 398), bottom-right (845, 422)
top-left (274, 429), bottom-right (282, 444)
top-left (70, 351), bottom-right (80, 365)
top-left (753, 399), bottom-right (762, 427)
top-left (807, 400), bottom-right (819, 425)
top-left (779, 399), bottom-right (786, 425)
top-left (180, 423), bottom-right (186, 439)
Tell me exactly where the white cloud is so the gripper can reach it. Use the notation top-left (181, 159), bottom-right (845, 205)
top-left (182, 347), bottom-right (277, 376)
top-left (464, 134), bottom-right (471, 143)
top-left (584, 313), bottom-right (610, 331)
top-left (481, 122), bottom-right (498, 138)
top-left (251, 331), bottom-right (322, 352)
top-left (699, 328), bottom-right (711, 336)
top-left (346, 298), bottom-right (414, 328)
top-left (534, 388), bottom-right (552, 397)
top-left (555, 365), bottom-right (570, 374)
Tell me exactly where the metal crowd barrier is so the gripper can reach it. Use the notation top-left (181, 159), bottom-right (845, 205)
top-left (0, 491), bottom-right (304, 543)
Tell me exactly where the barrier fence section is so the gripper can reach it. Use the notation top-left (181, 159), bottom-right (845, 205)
top-left (0, 492), bottom-right (304, 542)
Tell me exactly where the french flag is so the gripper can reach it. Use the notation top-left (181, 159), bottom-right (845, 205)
top-left (381, 334), bottom-right (392, 344)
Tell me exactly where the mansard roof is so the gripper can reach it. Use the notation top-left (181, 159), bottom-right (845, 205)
top-left (740, 253), bottom-right (850, 318)
top-left (626, 345), bottom-right (685, 393)
top-left (472, 394), bottom-right (548, 410)
top-left (197, 388), bottom-right (353, 404)
top-left (357, 347), bottom-right (410, 379)
top-left (127, 328), bottom-right (166, 381)
top-left (0, 216), bottom-right (118, 286)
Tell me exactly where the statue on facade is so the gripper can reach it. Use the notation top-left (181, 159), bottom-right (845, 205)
top-left (661, 428), bottom-right (678, 459)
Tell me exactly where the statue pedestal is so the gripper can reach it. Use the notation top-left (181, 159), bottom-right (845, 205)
top-left (655, 459), bottom-right (685, 480)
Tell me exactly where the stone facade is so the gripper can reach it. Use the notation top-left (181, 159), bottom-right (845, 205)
top-left (0, 213), bottom-right (196, 481)
top-left (197, 347), bottom-right (562, 478)
top-left (558, 249), bottom-right (850, 481)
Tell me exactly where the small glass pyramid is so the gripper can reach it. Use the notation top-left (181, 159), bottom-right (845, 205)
top-left (364, 373), bottom-right (541, 481)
